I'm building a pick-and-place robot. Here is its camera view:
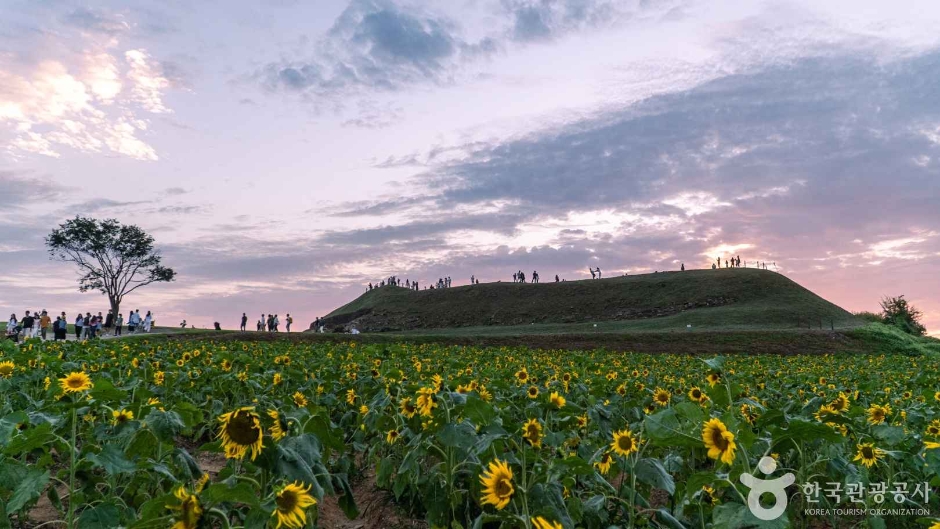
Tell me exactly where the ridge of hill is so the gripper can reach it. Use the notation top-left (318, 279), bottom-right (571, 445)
top-left (318, 268), bottom-right (858, 333)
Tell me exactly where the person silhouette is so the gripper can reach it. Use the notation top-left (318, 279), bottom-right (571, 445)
top-left (681, 263), bottom-right (685, 271)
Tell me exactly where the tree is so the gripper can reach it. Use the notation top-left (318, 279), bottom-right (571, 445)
top-left (46, 217), bottom-right (176, 317)
top-left (880, 295), bottom-right (927, 336)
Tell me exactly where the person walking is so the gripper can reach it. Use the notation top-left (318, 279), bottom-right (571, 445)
top-left (21, 311), bottom-right (34, 339)
top-left (40, 310), bottom-right (51, 340)
top-left (286, 314), bottom-right (292, 333)
top-left (104, 310), bottom-right (114, 336)
top-left (115, 313), bottom-right (123, 336)
top-left (74, 313), bottom-right (84, 339)
top-left (143, 311), bottom-right (153, 333)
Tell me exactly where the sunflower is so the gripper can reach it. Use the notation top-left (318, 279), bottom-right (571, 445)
top-left (346, 389), bottom-right (357, 404)
top-left (272, 481), bottom-right (317, 529)
top-left (594, 453), bottom-right (613, 475)
top-left (416, 386), bottom-right (437, 416)
top-left (522, 418), bottom-right (543, 448)
top-left (432, 374), bottom-right (444, 391)
top-left (926, 420), bottom-right (940, 437)
top-left (168, 486), bottom-right (202, 529)
top-left (925, 441), bottom-right (940, 450)
top-left (653, 388), bottom-right (671, 407)
top-left (386, 429), bottom-right (399, 444)
top-left (688, 386), bottom-right (708, 404)
top-left (480, 459), bottom-right (514, 510)
top-left (0, 361), bottom-right (14, 378)
top-left (400, 397), bottom-right (418, 418)
top-left (853, 443), bottom-right (885, 468)
top-left (611, 428), bottom-right (639, 457)
top-left (531, 517), bottom-right (562, 529)
top-left (702, 418), bottom-right (737, 465)
top-left (829, 392), bottom-right (850, 413)
top-left (515, 369), bottom-right (529, 384)
top-left (576, 414), bottom-right (588, 428)
top-left (292, 391), bottom-right (308, 407)
top-left (217, 407), bottom-right (264, 461)
top-left (866, 404), bottom-right (891, 425)
top-left (701, 485), bottom-right (720, 505)
top-left (814, 404), bottom-right (840, 422)
top-left (527, 385), bottom-right (540, 399)
top-left (706, 373), bottom-right (721, 387)
top-left (154, 371), bottom-right (165, 386)
top-left (740, 404), bottom-right (758, 425)
top-left (111, 409), bottom-right (134, 426)
top-left (268, 409), bottom-right (288, 441)
top-left (59, 372), bottom-right (93, 393)
top-left (549, 391), bottom-right (566, 409)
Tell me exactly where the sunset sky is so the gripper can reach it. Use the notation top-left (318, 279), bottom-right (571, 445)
top-left (2, 0), bottom-right (938, 333)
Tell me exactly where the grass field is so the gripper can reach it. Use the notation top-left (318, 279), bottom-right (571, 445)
top-left (324, 269), bottom-right (858, 333)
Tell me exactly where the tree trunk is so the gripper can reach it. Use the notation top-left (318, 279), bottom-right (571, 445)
top-left (110, 297), bottom-right (120, 322)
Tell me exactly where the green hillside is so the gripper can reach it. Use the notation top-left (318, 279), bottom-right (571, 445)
top-left (321, 268), bottom-right (858, 333)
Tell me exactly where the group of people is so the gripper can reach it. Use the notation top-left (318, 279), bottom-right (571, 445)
top-left (512, 270), bottom-right (543, 283)
top-left (5, 309), bottom-right (152, 342)
top-left (242, 313), bottom-right (293, 333)
top-left (712, 256), bottom-right (773, 270)
top-left (368, 275), bottom-right (460, 291)
top-left (368, 276), bottom-right (421, 291)
top-left (589, 267), bottom-right (603, 279)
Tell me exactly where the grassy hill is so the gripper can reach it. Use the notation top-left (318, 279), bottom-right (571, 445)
top-left (321, 268), bottom-right (858, 333)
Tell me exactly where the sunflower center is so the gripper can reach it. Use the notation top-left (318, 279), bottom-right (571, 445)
top-left (862, 447), bottom-right (874, 459)
top-left (618, 437), bottom-right (633, 451)
top-left (227, 412), bottom-right (261, 445)
top-left (276, 490), bottom-right (298, 512)
top-left (711, 429), bottom-right (728, 451)
top-left (495, 478), bottom-right (512, 497)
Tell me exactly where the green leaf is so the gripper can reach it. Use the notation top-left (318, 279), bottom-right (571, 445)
top-left (712, 502), bottom-right (790, 529)
top-left (644, 409), bottom-right (700, 447)
top-left (334, 473), bottom-right (360, 519)
top-left (437, 422), bottom-right (477, 449)
top-left (203, 482), bottom-right (261, 508)
top-left (87, 445), bottom-right (137, 476)
top-left (4, 423), bottom-right (54, 455)
top-left (463, 395), bottom-right (496, 425)
top-left (303, 415), bottom-right (344, 453)
top-left (872, 425), bottom-right (905, 445)
top-left (6, 469), bottom-right (48, 513)
top-left (90, 378), bottom-right (127, 402)
top-left (77, 502), bottom-right (122, 529)
top-left (656, 508), bottom-right (688, 529)
top-left (685, 472), bottom-right (718, 498)
top-left (144, 410), bottom-right (185, 442)
top-left (635, 458), bottom-right (675, 496)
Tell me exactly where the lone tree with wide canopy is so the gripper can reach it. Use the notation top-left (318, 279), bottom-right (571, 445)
top-left (46, 216), bottom-right (176, 316)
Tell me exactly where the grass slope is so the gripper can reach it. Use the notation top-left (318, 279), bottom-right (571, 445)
top-left (323, 269), bottom-right (858, 333)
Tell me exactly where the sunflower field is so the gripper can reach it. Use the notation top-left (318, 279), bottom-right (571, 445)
top-left (1, 337), bottom-right (940, 529)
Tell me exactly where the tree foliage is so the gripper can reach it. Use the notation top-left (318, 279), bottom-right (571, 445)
top-left (46, 217), bottom-right (176, 313)
top-left (880, 295), bottom-right (926, 336)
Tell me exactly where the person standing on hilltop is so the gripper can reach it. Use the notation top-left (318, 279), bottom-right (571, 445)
top-left (114, 313), bottom-right (123, 336)
top-left (596, 267), bottom-right (602, 278)
top-left (286, 314), bottom-right (293, 333)
top-left (681, 263), bottom-right (685, 271)
top-left (240, 313), bottom-right (247, 331)
top-left (589, 267), bottom-right (596, 279)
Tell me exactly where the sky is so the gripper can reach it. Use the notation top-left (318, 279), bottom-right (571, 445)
top-left (1, 0), bottom-right (939, 334)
